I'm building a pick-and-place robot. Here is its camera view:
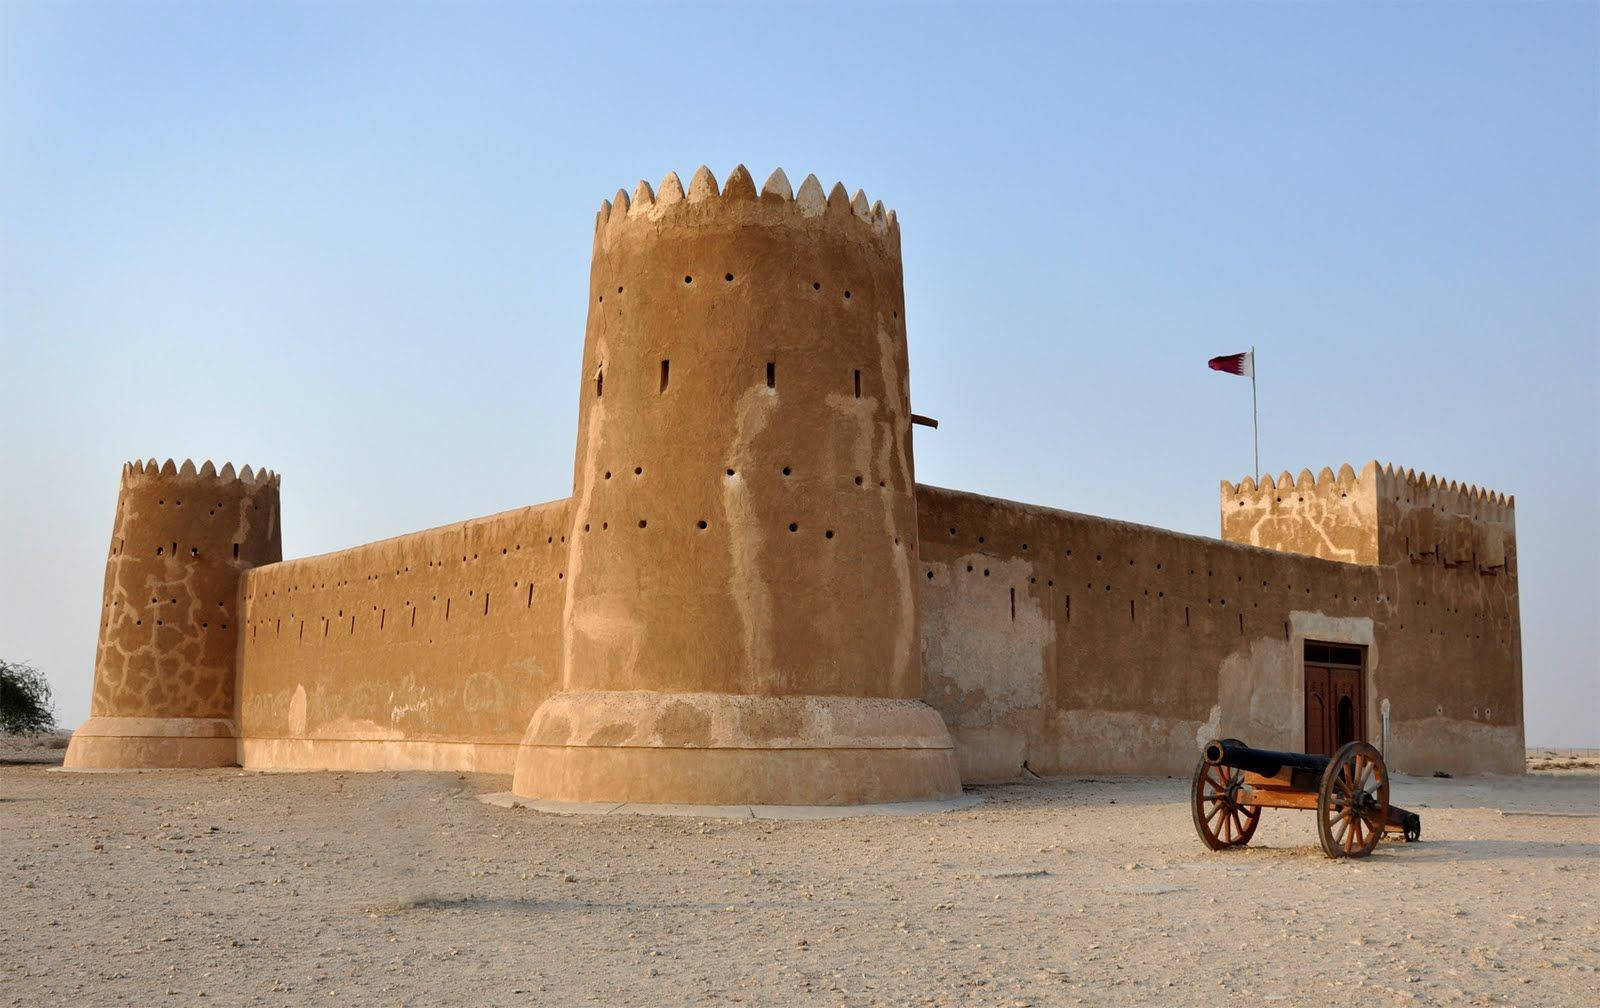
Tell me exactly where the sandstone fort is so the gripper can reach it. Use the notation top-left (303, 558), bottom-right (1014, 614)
top-left (64, 165), bottom-right (1524, 803)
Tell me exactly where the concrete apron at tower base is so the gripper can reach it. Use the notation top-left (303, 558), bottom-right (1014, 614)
top-left (511, 690), bottom-right (961, 806)
top-left (62, 716), bottom-right (239, 770)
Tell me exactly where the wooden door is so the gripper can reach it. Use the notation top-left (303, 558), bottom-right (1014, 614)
top-left (1304, 665), bottom-right (1330, 756)
top-left (1330, 668), bottom-right (1364, 750)
top-left (1304, 642), bottom-right (1365, 756)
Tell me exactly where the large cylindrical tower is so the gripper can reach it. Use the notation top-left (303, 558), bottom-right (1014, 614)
top-left (512, 165), bottom-right (959, 805)
top-left (64, 458), bottom-right (281, 769)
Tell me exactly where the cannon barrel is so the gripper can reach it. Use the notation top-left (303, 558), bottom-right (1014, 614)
top-left (1202, 738), bottom-right (1332, 777)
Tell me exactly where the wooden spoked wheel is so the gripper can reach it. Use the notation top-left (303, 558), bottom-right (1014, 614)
top-left (1316, 741), bottom-right (1390, 858)
top-left (1191, 760), bottom-right (1262, 850)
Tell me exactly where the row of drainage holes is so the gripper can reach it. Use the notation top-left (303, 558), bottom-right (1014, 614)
top-left (574, 520), bottom-right (859, 540)
top-left (151, 543), bottom-right (244, 559)
top-left (600, 464), bottom-right (885, 489)
top-left (599, 278), bottom-right (892, 311)
top-left (599, 364), bottom-right (867, 398)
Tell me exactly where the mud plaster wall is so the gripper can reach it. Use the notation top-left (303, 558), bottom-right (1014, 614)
top-left (560, 167), bottom-right (920, 702)
top-left (1373, 469), bottom-right (1523, 774)
top-left (915, 483), bottom-right (1523, 781)
top-left (235, 499), bottom-right (570, 774)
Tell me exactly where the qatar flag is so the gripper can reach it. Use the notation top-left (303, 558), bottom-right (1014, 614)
top-left (1208, 351), bottom-right (1253, 377)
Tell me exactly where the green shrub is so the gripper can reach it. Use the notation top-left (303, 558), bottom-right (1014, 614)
top-left (0, 659), bottom-right (55, 734)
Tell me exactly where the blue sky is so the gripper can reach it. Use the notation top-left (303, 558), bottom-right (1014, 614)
top-left (2, 1), bottom-right (1595, 745)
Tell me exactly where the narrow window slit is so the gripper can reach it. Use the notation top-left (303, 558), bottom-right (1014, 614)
top-left (1064, 594), bottom-right (1071, 622)
top-left (766, 362), bottom-right (775, 388)
top-left (527, 583), bottom-right (535, 607)
top-left (596, 369), bottom-right (603, 398)
top-left (232, 543), bottom-right (240, 559)
top-left (659, 359), bottom-right (670, 393)
top-left (853, 369), bottom-right (861, 398)
top-left (484, 593), bottom-right (490, 616)
top-left (1010, 587), bottom-right (1016, 621)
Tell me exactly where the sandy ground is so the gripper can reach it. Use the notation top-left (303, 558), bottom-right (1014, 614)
top-left (1, 744), bottom-right (1595, 1007)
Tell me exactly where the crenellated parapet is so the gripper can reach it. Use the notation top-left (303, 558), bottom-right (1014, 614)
top-left (1373, 464), bottom-right (1515, 573)
top-left (1221, 460), bottom-right (1515, 573)
top-left (591, 164), bottom-right (899, 256)
top-left (64, 457), bottom-right (282, 769)
top-left (1221, 461), bottom-right (1383, 565)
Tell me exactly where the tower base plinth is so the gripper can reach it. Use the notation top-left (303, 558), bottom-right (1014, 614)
top-left (63, 717), bottom-right (238, 770)
top-left (512, 690), bottom-right (960, 806)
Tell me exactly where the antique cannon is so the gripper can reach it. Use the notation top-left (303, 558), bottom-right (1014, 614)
top-left (1191, 738), bottom-right (1422, 858)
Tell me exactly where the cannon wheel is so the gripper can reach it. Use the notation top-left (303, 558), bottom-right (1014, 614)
top-left (1316, 741), bottom-right (1389, 858)
top-left (1191, 760), bottom-right (1261, 850)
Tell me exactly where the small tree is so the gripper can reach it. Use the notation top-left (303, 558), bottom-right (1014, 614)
top-left (0, 659), bottom-right (55, 734)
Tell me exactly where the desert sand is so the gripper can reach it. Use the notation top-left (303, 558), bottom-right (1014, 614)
top-left (2, 744), bottom-right (1595, 1007)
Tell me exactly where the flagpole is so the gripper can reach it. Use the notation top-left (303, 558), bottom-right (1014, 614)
top-left (1251, 345), bottom-right (1259, 482)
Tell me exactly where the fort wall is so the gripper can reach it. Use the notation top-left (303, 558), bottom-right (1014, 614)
top-left (917, 484), bottom-right (1382, 780)
top-left (62, 167), bottom-right (1525, 792)
top-left (916, 462), bottom-right (1523, 784)
top-left (235, 498), bottom-right (570, 774)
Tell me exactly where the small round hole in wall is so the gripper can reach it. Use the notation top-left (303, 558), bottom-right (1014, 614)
top-left (726, 468), bottom-right (736, 477)
top-left (855, 475), bottom-right (864, 486)
top-left (824, 530), bottom-right (834, 539)
top-left (782, 466), bottom-right (791, 476)
top-left (725, 273), bottom-right (734, 282)
top-left (684, 275), bottom-right (693, 284)
top-left (843, 290), bottom-right (851, 300)
top-left (788, 523), bottom-right (799, 533)
top-left (604, 471), bottom-right (611, 480)
top-left (602, 522), bottom-right (609, 530)
top-left (634, 467), bottom-right (643, 475)
top-left (812, 281), bottom-right (821, 291)
top-left (638, 519), bottom-right (647, 528)
top-left (697, 520), bottom-right (708, 530)
top-left (927, 571), bottom-right (934, 579)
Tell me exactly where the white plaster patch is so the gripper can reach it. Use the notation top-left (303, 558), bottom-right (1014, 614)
top-left (921, 554), bottom-right (1049, 723)
top-left (288, 684), bottom-right (307, 738)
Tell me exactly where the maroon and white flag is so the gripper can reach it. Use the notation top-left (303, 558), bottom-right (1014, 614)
top-left (1208, 351), bottom-right (1253, 377)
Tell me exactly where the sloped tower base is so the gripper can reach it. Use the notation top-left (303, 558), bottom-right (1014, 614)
top-left (512, 692), bottom-right (960, 806)
top-left (63, 716), bottom-right (238, 770)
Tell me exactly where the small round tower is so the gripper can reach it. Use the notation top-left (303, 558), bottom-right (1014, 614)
top-left (64, 459), bottom-right (281, 769)
top-left (512, 165), bottom-right (959, 805)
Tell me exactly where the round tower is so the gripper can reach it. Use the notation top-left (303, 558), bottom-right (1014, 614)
top-left (512, 165), bottom-right (959, 805)
top-left (64, 459), bottom-right (281, 769)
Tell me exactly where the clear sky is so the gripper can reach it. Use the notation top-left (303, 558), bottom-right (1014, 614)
top-left (2, 1), bottom-right (1595, 746)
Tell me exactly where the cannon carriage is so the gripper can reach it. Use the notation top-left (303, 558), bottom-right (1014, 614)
top-left (1192, 738), bottom-right (1422, 858)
